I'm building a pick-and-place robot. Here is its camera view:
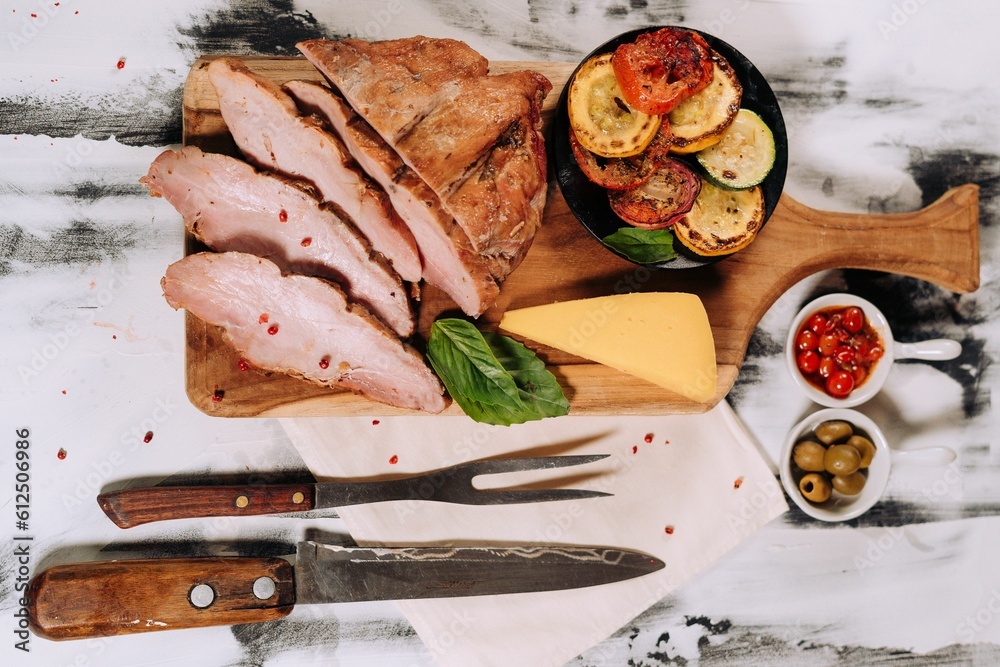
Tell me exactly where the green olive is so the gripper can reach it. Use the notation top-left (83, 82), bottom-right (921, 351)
top-left (832, 471), bottom-right (867, 495)
top-left (792, 441), bottom-right (827, 472)
top-left (814, 420), bottom-right (854, 445)
top-left (799, 473), bottom-right (832, 503)
top-left (846, 435), bottom-right (876, 467)
top-left (824, 444), bottom-right (861, 476)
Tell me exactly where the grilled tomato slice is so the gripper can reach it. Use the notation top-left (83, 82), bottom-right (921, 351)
top-left (569, 123), bottom-right (671, 190)
top-left (611, 27), bottom-right (715, 116)
top-left (568, 53), bottom-right (661, 158)
top-left (608, 158), bottom-right (701, 229)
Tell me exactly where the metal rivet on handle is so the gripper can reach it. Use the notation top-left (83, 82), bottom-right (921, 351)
top-left (291, 491), bottom-right (305, 504)
top-left (235, 495), bottom-right (249, 508)
top-left (189, 583), bottom-right (215, 608)
top-left (253, 576), bottom-right (276, 600)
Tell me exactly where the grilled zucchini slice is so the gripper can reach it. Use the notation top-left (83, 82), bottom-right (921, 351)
top-left (672, 181), bottom-right (764, 256)
top-left (568, 53), bottom-right (661, 158)
top-left (696, 109), bottom-right (775, 189)
top-left (667, 54), bottom-right (742, 155)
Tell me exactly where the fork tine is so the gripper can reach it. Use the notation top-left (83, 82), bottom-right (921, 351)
top-left (466, 488), bottom-right (614, 505)
top-left (463, 454), bottom-right (610, 476)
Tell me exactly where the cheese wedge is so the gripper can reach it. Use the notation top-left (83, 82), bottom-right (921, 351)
top-left (499, 293), bottom-right (717, 402)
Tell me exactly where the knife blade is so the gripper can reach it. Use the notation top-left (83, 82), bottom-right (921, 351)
top-left (28, 540), bottom-right (664, 640)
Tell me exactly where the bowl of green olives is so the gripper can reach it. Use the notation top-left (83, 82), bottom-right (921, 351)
top-left (780, 408), bottom-right (891, 522)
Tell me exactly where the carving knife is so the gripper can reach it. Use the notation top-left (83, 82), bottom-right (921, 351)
top-left (27, 540), bottom-right (664, 640)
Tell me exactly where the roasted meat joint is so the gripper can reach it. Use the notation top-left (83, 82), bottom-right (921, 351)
top-left (144, 36), bottom-right (552, 413)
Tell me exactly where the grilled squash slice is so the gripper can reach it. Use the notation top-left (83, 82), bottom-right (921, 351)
top-left (696, 109), bottom-right (775, 189)
top-left (667, 53), bottom-right (742, 155)
top-left (568, 53), bottom-right (661, 158)
top-left (672, 181), bottom-right (764, 256)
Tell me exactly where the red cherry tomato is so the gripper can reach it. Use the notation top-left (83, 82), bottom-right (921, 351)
top-left (797, 350), bottom-right (820, 374)
top-left (818, 356), bottom-right (836, 378)
top-left (818, 333), bottom-right (838, 357)
top-left (796, 329), bottom-right (818, 351)
top-left (852, 366), bottom-right (867, 385)
top-left (807, 314), bottom-right (827, 335)
top-left (842, 306), bottom-right (864, 334)
top-left (834, 345), bottom-right (855, 365)
top-left (825, 370), bottom-right (855, 398)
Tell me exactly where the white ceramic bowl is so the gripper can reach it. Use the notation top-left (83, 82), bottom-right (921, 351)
top-left (780, 408), bottom-right (891, 522)
top-left (785, 293), bottom-right (961, 408)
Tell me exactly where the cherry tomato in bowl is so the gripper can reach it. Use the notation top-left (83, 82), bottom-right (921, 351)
top-left (785, 293), bottom-right (963, 408)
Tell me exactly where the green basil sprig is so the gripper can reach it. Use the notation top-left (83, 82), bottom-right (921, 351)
top-left (427, 318), bottom-right (569, 426)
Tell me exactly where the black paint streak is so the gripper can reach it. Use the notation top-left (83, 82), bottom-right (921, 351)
top-left (726, 328), bottom-right (783, 408)
top-left (230, 618), bottom-right (341, 667)
top-left (685, 615), bottom-right (732, 637)
top-left (907, 147), bottom-right (1000, 225)
top-left (697, 630), bottom-right (1000, 666)
top-left (53, 180), bottom-right (147, 202)
top-left (0, 72), bottom-right (183, 147)
top-left (177, 0), bottom-right (330, 57)
top-left (768, 45), bottom-right (848, 117)
top-left (0, 220), bottom-right (139, 277)
top-left (782, 495), bottom-right (1000, 529)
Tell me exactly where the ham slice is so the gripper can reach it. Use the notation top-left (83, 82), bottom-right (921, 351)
top-left (141, 146), bottom-right (414, 338)
top-left (295, 37), bottom-right (489, 145)
top-left (284, 80), bottom-right (498, 316)
top-left (162, 252), bottom-right (447, 413)
top-left (296, 37), bottom-right (552, 307)
top-left (206, 57), bottom-right (422, 283)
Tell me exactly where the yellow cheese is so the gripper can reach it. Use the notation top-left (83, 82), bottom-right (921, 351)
top-left (498, 293), bottom-right (717, 403)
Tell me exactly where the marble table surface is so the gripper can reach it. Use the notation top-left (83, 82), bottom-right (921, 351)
top-left (1, 1), bottom-right (997, 665)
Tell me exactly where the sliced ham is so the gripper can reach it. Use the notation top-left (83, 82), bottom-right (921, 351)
top-left (296, 37), bottom-right (488, 145)
top-left (296, 37), bottom-right (551, 296)
top-left (284, 80), bottom-right (498, 316)
top-left (141, 146), bottom-right (414, 338)
top-left (206, 57), bottom-right (422, 283)
top-left (394, 71), bottom-right (552, 197)
top-left (162, 252), bottom-right (447, 413)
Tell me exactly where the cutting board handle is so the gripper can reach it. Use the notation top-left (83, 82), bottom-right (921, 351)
top-left (765, 184), bottom-right (980, 294)
top-left (28, 558), bottom-right (295, 640)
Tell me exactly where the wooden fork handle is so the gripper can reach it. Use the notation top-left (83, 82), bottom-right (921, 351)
top-left (97, 483), bottom-right (316, 528)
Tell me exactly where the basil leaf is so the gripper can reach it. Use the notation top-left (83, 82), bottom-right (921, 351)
top-left (602, 227), bottom-right (677, 264)
top-left (427, 319), bottom-right (569, 426)
top-left (482, 331), bottom-right (570, 420)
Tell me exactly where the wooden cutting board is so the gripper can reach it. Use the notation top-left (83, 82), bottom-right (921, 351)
top-left (180, 56), bottom-right (980, 417)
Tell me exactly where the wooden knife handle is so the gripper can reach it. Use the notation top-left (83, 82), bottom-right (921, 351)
top-left (28, 557), bottom-right (295, 640)
top-left (97, 483), bottom-right (316, 528)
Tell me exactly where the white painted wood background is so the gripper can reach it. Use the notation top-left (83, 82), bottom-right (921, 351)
top-left (1, 1), bottom-right (997, 664)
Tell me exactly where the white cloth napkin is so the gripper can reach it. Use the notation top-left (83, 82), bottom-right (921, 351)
top-left (282, 401), bottom-right (786, 667)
